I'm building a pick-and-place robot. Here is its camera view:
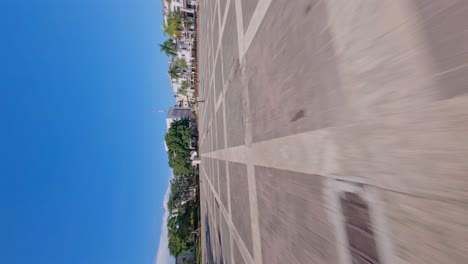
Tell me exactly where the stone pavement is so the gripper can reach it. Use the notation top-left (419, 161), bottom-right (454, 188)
top-left (197, 1), bottom-right (468, 264)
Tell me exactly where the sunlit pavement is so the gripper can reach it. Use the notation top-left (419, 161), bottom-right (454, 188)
top-left (198, 1), bottom-right (468, 264)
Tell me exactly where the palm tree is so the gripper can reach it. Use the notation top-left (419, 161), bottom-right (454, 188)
top-left (173, 57), bottom-right (188, 69)
top-left (168, 65), bottom-right (181, 80)
top-left (162, 23), bottom-right (179, 39)
top-left (178, 81), bottom-right (189, 96)
top-left (162, 11), bottom-right (183, 39)
top-left (159, 39), bottom-right (177, 57)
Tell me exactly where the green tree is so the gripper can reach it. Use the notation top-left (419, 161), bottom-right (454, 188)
top-left (167, 175), bottom-right (192, 212)
top-left (165, 118), bottom-right (192, 176)
top-left (178, 81), bottom-right (189, 96)
top-left (162, 11), bottom-right (183, 39)
top-left (168, 230), bottom-right (193, 257)
top-left (159, 39), bottom-right (177, 57)
top-left (167, 204), bottom-right (194, 257)
top-left (168, 64), bottom-right (182, 80)
top-left (173, 57), bottom-right (188, 68)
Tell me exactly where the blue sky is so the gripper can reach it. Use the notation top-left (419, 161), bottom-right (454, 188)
top-left (0, 0), bottom-right (174, 263)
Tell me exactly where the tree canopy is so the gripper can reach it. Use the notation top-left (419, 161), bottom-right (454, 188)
top-left (167, 176), bottom-right (197, 257)
top-left (159, 39), bottom-right (177, 57)
top-left (162, 11), bottom-right (183, 39)
top-left (178, 81), bottom-right (189, 96)
top-left (165, 117), bottom-right (198, 257)
top-left (165, 118), bottom-right (192, 176)
top-left (168, 64), bottom-right (182, 80)
top-left (173, 57), bottom-right (188, 68)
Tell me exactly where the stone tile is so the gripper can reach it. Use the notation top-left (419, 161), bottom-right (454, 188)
top-left (384, 189), bottom-right (468, 264)
top-left (245, 0), bottom-right (344, 143)
top-left (221, 0), bottom-right (239, 83)
top-left (213, 2), bottom-right (220, 53)
top-left (412, 0), bottom-right (468, 99)
top-left (225, 70), bottom-right (245, 147)
top-left (241, 0), bottom-right (259, 32)
top-left (255, 166), bottom-right (338, 264)
top-left (228, 161), bottom-right (253, 256)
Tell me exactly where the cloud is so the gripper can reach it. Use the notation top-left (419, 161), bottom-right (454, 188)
top-left (155, 175), bottom-right (175, 264)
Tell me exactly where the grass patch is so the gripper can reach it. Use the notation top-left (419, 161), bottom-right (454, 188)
top-left (196, 238), bottom-right (201, 264)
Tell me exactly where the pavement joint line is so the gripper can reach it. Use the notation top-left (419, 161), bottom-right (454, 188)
top-left (215, 160), bottom-right (220, 198)
top-left (240, 62), bottom-right (253, 145)
top-left (200, 85), bottom-right (213, 143)
top-left (213, 101), bottom-right (218, 153)
top-left (246, 164), bottom-right (263, 264)
top-left (212, 161), bottom-right (220, 261)
top-left (208, 123), bottom-right (213, 160)
top-left (229, 226), bottom-right (235, 264)
top-left (241, 0), bottom-right (272, 61)
top-left (215, 86), bottom-right (223, 111)
top-left (200, 78), bottom-right (215, 143)
top-left (219, 133), bottom-right (234, 264)
top-left (212, 0), bottom-right (218, 29)
top-left (239, 60), bottom-right (263, 263)
top-left (222, 100), bottom-right (232, 215)
top-left (220, 0), bottom-right (231, 33)
top-left (218, 50), bottom-right (226, 112)
top-left (204, 140), bottom-right (459, 201)
top-left (216, 0), bottom-right (222, 30)
top-left (200, 127), bottom-right (342, 177)
top-left (210, 57), bottom-right (215, 89)
top-left (201, 164), bottom-right (256, 264)
top-left (214, 58), bottom-right (239, 114)
top-left (209, 81), bottom-right (216, 141)
top-left (199, 90), bottom-right (206, 132)
top-left (234, 0), bottom-right (245, 61)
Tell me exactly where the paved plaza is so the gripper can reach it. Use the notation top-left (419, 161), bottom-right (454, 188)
top-left (197, 1), bottom-right (468, 264)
